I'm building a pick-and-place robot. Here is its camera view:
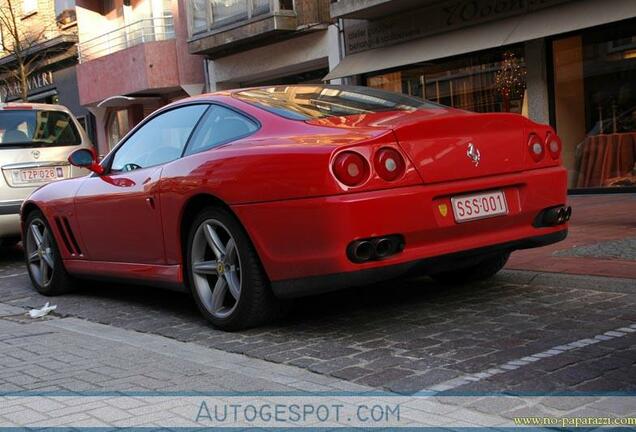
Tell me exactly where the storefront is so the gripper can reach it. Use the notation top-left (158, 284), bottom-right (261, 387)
top-left (327, 0), bottom-right (636, 191)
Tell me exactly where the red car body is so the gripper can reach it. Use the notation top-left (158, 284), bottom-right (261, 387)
top-left (21, 86), bottom-right (568, 301)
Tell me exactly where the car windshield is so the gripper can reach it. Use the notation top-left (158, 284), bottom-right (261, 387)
top-left (233, 85), bottom-right (440, 120)
top-left (0, 109), bottom-right (81, 148)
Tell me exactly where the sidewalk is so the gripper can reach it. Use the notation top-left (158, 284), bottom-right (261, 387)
top-left (1, 303), bottom-right (634, 428)
top-left (508, 194), bottom-right (636, 279)
top-left (0, 303), bottom-right (365, 394)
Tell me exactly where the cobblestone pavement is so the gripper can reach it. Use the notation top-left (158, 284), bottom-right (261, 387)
top-left (0, 305), bottom-right (366, 394)
top-left (1, 300), bottom-right (635, 427)
top-left (1, 244), bottom-right (634, 395)
top-left (508, 194), bottom-right (636, 278)
top-left (2, 311), bottom-right (634, 428)
top-left (555, 237), bottom-right (636, 260)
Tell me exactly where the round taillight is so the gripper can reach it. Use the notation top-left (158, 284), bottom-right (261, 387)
top-left (546, 133), bottom-right (561, 159)
top-left (374, 147), bottom-right (406, 181)
top-left (332, 151), bottom-right (369, 186)
top-left (528, 134), bottom-right (544, 162)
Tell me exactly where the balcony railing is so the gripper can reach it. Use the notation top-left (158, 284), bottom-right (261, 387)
top-left (188, 0), bottom-right (295, 37)
top-left (78, 16), bottom-right (175, 63)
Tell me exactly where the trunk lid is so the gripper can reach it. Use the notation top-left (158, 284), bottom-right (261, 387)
top-left (381, 109), bottom-right (527, 184)
top-left (308, 108), bottom-right (527, 184)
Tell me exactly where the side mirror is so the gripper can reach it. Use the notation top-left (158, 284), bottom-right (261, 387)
top-left (68, 148), bottom-right (104, 175)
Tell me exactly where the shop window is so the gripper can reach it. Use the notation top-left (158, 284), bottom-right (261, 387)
top-left (553, 20), bottom-right (636, 189)
top-left (365, 47), bottom-right (527, 115)
top-left (107, 109), bottom-right (130, 151)
top-left (55, 0), bottom-right (76, 25)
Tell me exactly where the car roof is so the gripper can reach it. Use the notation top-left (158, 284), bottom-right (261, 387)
top-left (190, 84), bottom-right (365, 99)
top-left (0, 102), bottom-right (71, 112)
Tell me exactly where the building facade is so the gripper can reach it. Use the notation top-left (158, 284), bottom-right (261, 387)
top-left (186, 0), bottom-right (336, 90)
top-left (75, 0), bottom-right (204, 155)
top-left (0, 0), bottom-right (93, 138)
top-left (327, 0), bottom-right (636, 191)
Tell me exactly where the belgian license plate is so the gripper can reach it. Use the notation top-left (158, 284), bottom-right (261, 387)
top-left (12, 167), bottom-right (65, 185)
top-left (451, 190), bottom-right (508, 223)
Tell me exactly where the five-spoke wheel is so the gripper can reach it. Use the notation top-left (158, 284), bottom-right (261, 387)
top-left (24, 210), bottom-right (75, 295)
top-left (187, 207), bottom-right (280, 330)
top-left (25, 218), bottom-right (55, 288)
top-left (191, 219), bottom-right (242, 319)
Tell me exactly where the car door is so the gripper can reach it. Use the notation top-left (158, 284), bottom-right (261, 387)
top-left (74, 104), bottom-right (209, 264)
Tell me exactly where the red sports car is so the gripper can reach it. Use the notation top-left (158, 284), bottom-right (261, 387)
top-left (21, 85), bottom-right (570, 330)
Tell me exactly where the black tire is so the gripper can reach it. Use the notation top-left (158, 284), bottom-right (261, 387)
top-left (23, 210), bottom-right (76, 296)
top-left (431, 252), bottom-right (510, 284)
top-left (185, 207), bottom-right (280, 331)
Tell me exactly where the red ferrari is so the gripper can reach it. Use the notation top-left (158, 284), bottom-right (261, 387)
top-left (21, 85), bottom-right (570, 330)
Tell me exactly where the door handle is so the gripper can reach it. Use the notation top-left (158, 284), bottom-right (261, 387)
top-left (145, 197), bottom-right (156, 209)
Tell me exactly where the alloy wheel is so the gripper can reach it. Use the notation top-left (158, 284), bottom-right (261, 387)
top-left (191, 219), bottom-right (242, 319)
top-left (26, 218), bottom-right (55, 288)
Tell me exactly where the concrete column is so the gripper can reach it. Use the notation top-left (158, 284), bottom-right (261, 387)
top-left (327, 24), bottom-right (343, 85)
top-left (525, 38), bottom-right (550, 125)
top-left (205, 59), bottom-right (239, 91)
top-left (205, 59), bottom-right (217, 92)
top-left (85, 107), bottom-right (108, 157)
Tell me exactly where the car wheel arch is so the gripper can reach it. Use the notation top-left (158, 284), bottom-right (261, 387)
top-left (20, 202), bottom-right (42, 224)
top-left (179, 193), bottom-right (268, 280)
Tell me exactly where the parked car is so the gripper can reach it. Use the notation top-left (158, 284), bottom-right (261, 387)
top-left (0, 103), bottom-right (92, 246)
top-left (21, 85), bottom-right (570, 330)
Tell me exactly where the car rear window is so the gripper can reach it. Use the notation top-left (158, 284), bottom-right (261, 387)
top-left (233, 85), bottom-right (440, 120)
top-left (0, 109), bottom-right (81, 148)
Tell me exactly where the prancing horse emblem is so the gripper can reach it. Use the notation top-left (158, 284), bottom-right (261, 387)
top-left (467, 143), bottom-right (480, 167)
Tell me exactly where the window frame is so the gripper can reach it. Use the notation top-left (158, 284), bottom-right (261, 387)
top-left (182, 102), bottom-right (261, 157)
top-left (102, 102), bottom-right (211, 175)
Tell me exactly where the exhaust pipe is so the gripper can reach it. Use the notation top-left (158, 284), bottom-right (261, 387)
top-left (374, 238), bottom-right (393, 258)
top-left (537, 206), bottom-right (572, 227)
top-left (348, 240), bottom-right (374, 263)
top-left (347, 234), bottom-right (405, 263)
top-left (556, 207), bottom-right (566, 225)
top-left (541, 208), bottom-right (560, 226)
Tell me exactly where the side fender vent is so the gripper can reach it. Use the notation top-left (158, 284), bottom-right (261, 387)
top-left (54, 216), bottom-right (83, 256)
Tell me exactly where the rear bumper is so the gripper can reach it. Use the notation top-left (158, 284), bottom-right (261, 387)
top-left (271, 229), bottom-right (567, 298)
top-left (232, 166), bottom-right (568, 294)
top-left (0, 200), bottom-right (22, 215)
top-left (0, 200), bottom-right (22, 238)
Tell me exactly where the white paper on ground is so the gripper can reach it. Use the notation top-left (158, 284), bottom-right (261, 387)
top-left (28, 302), bottom-right (57, 318)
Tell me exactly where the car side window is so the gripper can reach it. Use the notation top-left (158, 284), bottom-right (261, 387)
top-left (111, 105), bottom-right (208, 172)
top-left (184, 105), bottom-right (258, 156)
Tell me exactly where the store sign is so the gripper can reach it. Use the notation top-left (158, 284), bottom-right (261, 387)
top-left (345, 0), bottom-right (572, 54)
top-left (0, 71), bottom-right (54, 100)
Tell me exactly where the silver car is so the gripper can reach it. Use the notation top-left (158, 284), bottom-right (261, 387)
top-left (0, 103), bottom-right (92, 246)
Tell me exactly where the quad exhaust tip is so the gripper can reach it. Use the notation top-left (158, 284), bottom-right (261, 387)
top-left (348, 235), bottom-right (405, 263)
top-left (536, 205), bottom-right (572, 227)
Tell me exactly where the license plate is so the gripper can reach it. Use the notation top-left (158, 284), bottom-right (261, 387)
top-left (451, 190), bottom-right (508, 223)
top-left (11, 167), bottom-right (65, 185)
